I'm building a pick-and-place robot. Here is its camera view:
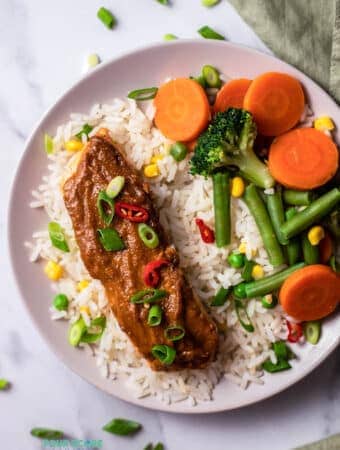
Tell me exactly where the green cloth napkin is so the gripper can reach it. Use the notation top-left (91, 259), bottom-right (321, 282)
top-left (229, 0), bottom-right (340, 104)
top-left (294, 433), bottom-right (340, 450)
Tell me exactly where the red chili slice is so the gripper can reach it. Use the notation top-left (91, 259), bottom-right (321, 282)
top-left (286, 320), bottom-right (303, 343)
top-left (115, 202), bottom-right (149, 223)
top-left (143, 259), bottom-right (169, 287)
top-left (195, 218), bottom-right (215, 244)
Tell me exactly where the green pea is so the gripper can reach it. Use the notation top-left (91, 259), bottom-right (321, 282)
top-left (53, 294), bottom-right (69, 311)
top-left (233, 282), bottom-right (247, 299)
top-left (170, 142), bottom-right (188, 162)
top-left (227, 252), bottom-right (245, 269)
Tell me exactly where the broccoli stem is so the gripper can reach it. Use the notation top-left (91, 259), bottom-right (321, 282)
top-left (302, 232), bottom-right (319, 265)
top-left (236, 151), bottom-right (274, 189)
top-left (283, 189), bottom-right (315, 206)
top-left (244, 263), bottom-right (306, 298)
top-left (265, 188), bottom-right (289, 245)
top-left (212, 172), bottom-right (231, 247)
top-left (244, 184), bottom-right (285, 267)
top-left (285, 208), bottom-right (301, 266)
top-left (281, 188), bottom-right (340, 240)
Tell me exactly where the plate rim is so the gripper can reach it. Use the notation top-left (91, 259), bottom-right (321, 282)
top-left (8, 38), bottom-right (340, 414)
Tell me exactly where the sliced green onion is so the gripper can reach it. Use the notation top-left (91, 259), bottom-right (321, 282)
top-left (31, 428), bottom-right (63, 439)
top-left (241, 259), bottom-right (256, 282)
top-left (151, 344), bottom-right (176, 365)
top-left (75, 123), bottom-right (93, 140)
top-left (261, 294), bottom-right (278, 309)
top-left (148, 305), bottom-right (163, 327)
top-left (262, 358), bottom-right (291, 373)
top-left (211, 286), bottom-right (230, 306)
top-left (190, 75), bottom-right (207, 88)
top-left (102, 418), bottom-right (141, 436)
top-left (234, 299), bottom-right (254, 332)
top-left (48, 222), bottom-right (70, 252)
top-left (130, 288), bottom-right (167, 304)
top-left (165, 324), bottom-right (185, 341)
top-left (163, 33), bottom-right (177, 41)
top-left (0, 379), bottom-right (9, 390)
top-left (170, 142), bottom-right (188, 162)
top-left (202, 65), bottom-right (221, 88)
top-left (198, 25), bottom-right (225, 40)
top-left (68, 317), bottom-right (87, 346)
top-left (97, 7), bottom-right (116, 29)
top-left (227, 252), bottom-right (245, 269)
top-left (273, 341), bottom-right (289, 360)
top-left (81, 316), bottom-right (106, 343)
top-left (98, 228), bottom-right (125, 251)
top-left (138, 223), bottom-right (159, 249)
top-left (304, 321), bottom-right (321, 345)
top-left (106, 176), bottom-right (125, 199)
top-left (156, 0), bottom-right (169, 4)
top-left (233, 282), bottom-right (247, 299)
top-left (127, 87), bottom-right (158, 101)
top-left (44, 133), bottom-right (54, 154)
top-left (97, 191), bottom-right (114, 225)
top-left (202, 0), bottom-right (220, 5)
top-left (154, 444), bottom-right (164, 450)
top-left (53, 294), bottom-right (69, 311)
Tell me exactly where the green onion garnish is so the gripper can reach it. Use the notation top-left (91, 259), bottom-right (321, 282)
top-left (130, 288), bottom-right (167, 304)
top-left (53, 294), bottom-right (69, 311)
top-left (68, 317), bottom-right (87, 347)
top-left (211, 286), bottom-right (230, 306)
top-left (138, 223), bottom-right (160, 249)
top-left (148, 305), bottom-right (163, 326)
top-left (97, 190), bottom-right (114, 225)
top-left (102, 418), bottom-right (141, 436)
top-left (98, 228), bottom-right (125, 251)
top-left (303, 321), bottom-right (321, 345)
top-left (190, 75), bottom-right (207, 88)
top-left (198, 25), bottom-right (225, 40)
top-left (156, 0), bottom-right (169, 4)
top-left (262, 341), bottom-right (293, 373)
top-left (202, 0), bottom-right (220, 6)
top-left (273, 341), bottom-right (289, 360)
top-left (81, 316), bottom-right (106, 343)
top-left (151, 344), bottom-right (176, 365)
top-left (163, 33), bottom-right (177, 41)
top-left (154, 444), bottom-right (164, 450)
top-left (0, 379), bottom-right (9, 390)
top-left (48, 222), bottom-right (70, 252)
top-left (261, 294), bottom-right (278, 309)
top-left (127, 87), bottom-right (158, 101)
top-left (165, 325), bottom-right (185, 341)
top-left (106, 176), bottom-right (125, 199)
top-left (97, 7), bottom-right (116, 29)
top-left (44, 133), bottom-right (54, 154)
top-left (234, 299), bottom-right (254, 333)
top-left (262, 358), bottom-right (291, 373)
top-left (75, 123), bottom-right (93, 140)
top-left (202, 64), bottom-right (221, 88)
top-left (30, 428), bottom-right (64, 439)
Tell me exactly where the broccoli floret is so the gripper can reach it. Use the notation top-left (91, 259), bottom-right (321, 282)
top-left (190, 108), bottom-right (274, 189)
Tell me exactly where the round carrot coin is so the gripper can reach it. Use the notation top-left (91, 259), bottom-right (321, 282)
top-left (214, 78), bottom-right (252, 113)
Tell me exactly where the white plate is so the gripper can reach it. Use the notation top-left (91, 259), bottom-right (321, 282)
top-left (8, 40), bottom-right (340, 413)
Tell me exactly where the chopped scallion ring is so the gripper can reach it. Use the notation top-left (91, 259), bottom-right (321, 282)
top-left (130, 288), bottom-right (167, 304)
top-left (202, 0), bottom-right (220, 6)
top-left (44, 133), bottom-right (54, 154)
top-left (164, 325), bottom-right (185, 341)
top-left (81, 316), bottom-right (106, 343)
top-left (151, 344), bottom-right (176, 365)
top-left (202, 65), bottom-right (221, 88)
top-left (48, 222), bottom-right (70, 252)
top-left (75, 124), bottom-right (93, 140)
top-left (97, 191), bottom-right (114, 225)
top-left (138, 223), bottom-right (160, 249)
top-left (163, 33), bottom-right (177, 41)
top-left (97, 228), bottom-right (125, 251)
top-left (127, 87), bottom-right (158, 101)
top-left (197, 25), bottom-right (225, 40)
top-left (31, 428), bottom-right (64, 439)
top-left (106, 176), bottom-right (125, 199)
top-left (102, 418), bottom-right (141, 436)
top-left (68, 317), bottom-right (87, 347)
top-left (0, 379), bottom-right (9, 390)
top-left (148, 305), bottom-right (162, 327)
top-left (97, 7), bottom-right (116, 29)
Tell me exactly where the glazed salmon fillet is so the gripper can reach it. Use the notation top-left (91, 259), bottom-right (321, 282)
top-left (63, 129), bottom-right (218, 371)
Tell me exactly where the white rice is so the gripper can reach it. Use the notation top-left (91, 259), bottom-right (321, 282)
top-left (26, 98), bottom-right (289, 405)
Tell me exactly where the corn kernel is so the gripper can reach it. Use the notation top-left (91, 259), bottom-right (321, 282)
top-left (80, 305), bottom-right (90, 315)
top-left (252, 264), bottom-right (264, 280)
top-left (44, 260), bottom-right (63, 281)
top-left (144, 163), bottom-right (159, 178)
top-left (314, 116), bottom-right (335, 132)
top-left (77, 280), bottom-right (89, 292)
top-left (231, 177), bottom-right (245, 198)
top-left (65, 140), bottom-right (84, 152)
top-left (238, 242), bottom-right (257, 257)
top-left (87, 53), bottom-right (100, 68)
top-left (151, 154), bottom-right (164, 163)
top-left (308, 226), bottom-right (325, 246)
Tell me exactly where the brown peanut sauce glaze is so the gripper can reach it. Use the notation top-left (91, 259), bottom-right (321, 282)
top-left (63, 129), bottom-right (218, 370)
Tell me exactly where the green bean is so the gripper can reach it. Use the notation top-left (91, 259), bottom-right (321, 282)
top-left (283, 189), bottom-right (316, 206)
top-left (285, 208), bottom-right (301, 265)
top-left (302, 232), bottom-right (319, 264)
top-left (244, 263), bottom-right (305, 298)
top-left (244, 184), bottom-right (285, 266)
top-left (280, 188), bottom-right (340, 240)
top-left (265, 188), bottom-right (289, 245)
top-left (212, 172), bottom-right (231, 247)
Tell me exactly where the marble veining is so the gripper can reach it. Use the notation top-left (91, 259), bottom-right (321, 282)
top-left (1, 1), bottom-right (339, 449)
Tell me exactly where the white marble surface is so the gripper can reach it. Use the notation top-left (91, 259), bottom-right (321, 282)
top-left (1, 1), bottom-right (340, 449)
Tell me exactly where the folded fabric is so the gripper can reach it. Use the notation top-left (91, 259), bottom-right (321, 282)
top-left (294, 433), bottom-right (340, 450)
top-left (229, 0), bottom-right (340, 103)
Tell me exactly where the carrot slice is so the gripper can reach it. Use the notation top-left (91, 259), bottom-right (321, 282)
top-left (214, 78), bottom-right (252, 113)
top-left (319, 232), bottom-right (333, 263)
top-left (279, 265), bottom-right (340, 321)
top-left (243, 72), bottom-right (305, 136)
top-left (154, 78), bottom-right (210, 141)
top-left (268, 128), bottom-right (339, 189)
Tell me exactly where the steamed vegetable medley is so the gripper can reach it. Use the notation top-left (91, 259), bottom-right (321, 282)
top-left (143, 67), bottom-right (340, 373)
